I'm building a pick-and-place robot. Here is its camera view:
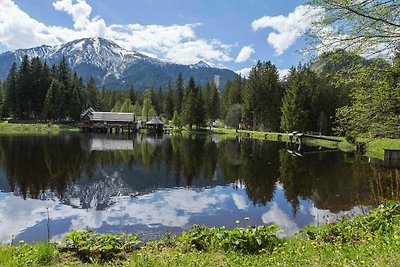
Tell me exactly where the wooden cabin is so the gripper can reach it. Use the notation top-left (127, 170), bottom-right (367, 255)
top-left (145, 117), bottom-right (164, 133)
top-left (80, 107), bottom-right (136, 133)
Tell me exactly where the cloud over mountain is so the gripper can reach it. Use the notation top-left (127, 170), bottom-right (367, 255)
top-left (0, 0), bottom-right (232, 66)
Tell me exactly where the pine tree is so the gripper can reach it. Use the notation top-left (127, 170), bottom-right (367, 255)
top-left (280, 65), bottom-right (320, 132)
top-left (141, 90), bottom-right (156, 121)
top-left (164, 79), bottom-right (175, 120)
top-left (57, 57), bottom-right (72, 118)
top-left (3, 62), bottom-right (17, 118)
top-left (30, 57), bottom-right (44, 119)
top-left (129, 85), bottom-right (138, 105)
top-left (243, 61), bottom-right (282, 131)
top-left (86, 76), bottom-right (98, 109)
top-left (16, 55), bottom-right (32, 119)
top-left (70, 72), bottom-right (84, 121)
top-left (175, 72), bottom-right (184, 114)
top-left (181, 77), bottom-right (205, 129)
top-left (43, 79), bottom-right (62, 120)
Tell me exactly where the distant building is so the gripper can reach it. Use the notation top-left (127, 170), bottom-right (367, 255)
top-left (80, 107), bottom-right (136, 132)
top-left (145, 117), bottom-right (164, 133)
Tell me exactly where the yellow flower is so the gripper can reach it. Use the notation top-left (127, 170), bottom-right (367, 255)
top-left (244, 217), bottom-right (250, 221)
top-left (19, 240), bottom-right (24, 244)
top-left (10, 234), bottom-right (15, 237)
top-left (235, 220), bottom-right (240, 224)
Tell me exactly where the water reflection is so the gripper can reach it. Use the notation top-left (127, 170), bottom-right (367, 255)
top-left (0, 134), bottom-right (398, 243)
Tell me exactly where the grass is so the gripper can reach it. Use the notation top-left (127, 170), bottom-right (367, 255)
top-left (0, 121), bottom-right (79, 135)
top-left (210, 127), bottom-right (400, 159)
top-left (0, 201), bottom-right (399, 266)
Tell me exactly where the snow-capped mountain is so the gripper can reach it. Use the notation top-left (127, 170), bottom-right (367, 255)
top-left (0, 37), bottom-right (237, 90)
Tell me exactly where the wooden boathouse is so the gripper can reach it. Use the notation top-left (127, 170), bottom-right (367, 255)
top-left (145, 117), bottom-right (164, 133)
top-left (80, 107), bottom-right (137, 133)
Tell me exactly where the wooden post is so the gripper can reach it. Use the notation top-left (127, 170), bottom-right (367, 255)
top-left (384, 149), bottom-right (400, 168)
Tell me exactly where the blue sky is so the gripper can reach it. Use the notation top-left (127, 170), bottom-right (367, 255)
top-left (0, 0), bottom-right (323, 76)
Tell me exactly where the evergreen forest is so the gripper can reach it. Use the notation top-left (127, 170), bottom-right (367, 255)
top-left (0, 50), bottom-right (399, 138)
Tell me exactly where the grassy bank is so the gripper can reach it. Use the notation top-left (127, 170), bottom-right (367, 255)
top-left (0, 201), bottom-right (399, 266)
top-left (0, 121), bottom-right (79, 135)
top-left (211, 128), bottom-right (399, 159)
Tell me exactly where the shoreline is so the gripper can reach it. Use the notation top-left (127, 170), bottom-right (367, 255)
top-left (0, 201), bottom-right (399, 266)
top-left (1, 122), bottom-right (399, 160)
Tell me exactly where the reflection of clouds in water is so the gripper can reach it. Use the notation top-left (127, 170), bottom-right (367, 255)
top-left (308, 205), bottom-right (365, 226)
top-left (71, 188), bottom-right (229, 229)
top-left (232, 193), bottom-right (249, 210)
top-left (262, 202), bottom-right (300, 235)
top-left (0, 187), bottom-right (231, 243)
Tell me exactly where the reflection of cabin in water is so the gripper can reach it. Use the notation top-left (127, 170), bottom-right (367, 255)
top-left (145, 117), bottom-right (164, 133)
top-left (84, 136), bottom-right (134, 151)
top-left (80, 107), bottom-right (137, 133)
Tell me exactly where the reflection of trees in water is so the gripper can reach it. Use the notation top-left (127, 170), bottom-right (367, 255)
top-left (278, 150), bottom-right (400, 213)
top-left (0, 135), bottom-right (86, 199)
top-left (218, 139), bottom-right (281, 205)
top-left (0, 134), bottom-right (224, 202)
top-left (0, 134), bottom-right (398, 212)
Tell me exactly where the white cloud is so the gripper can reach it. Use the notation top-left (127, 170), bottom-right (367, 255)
top-left (53, 0), bottom-right (93, 30)
top-left (235, 45), bottom-right (254, 63)
top-left (232, 193), bottom-right (249, 210)
top-left (235, 67), bottom-right (252, 78)
top-left (252, 5), bottom-right (323, 55)
top-left (0, 0), bottom-right (232, 66)
top-left (262, 202), bottom-right (300, 235)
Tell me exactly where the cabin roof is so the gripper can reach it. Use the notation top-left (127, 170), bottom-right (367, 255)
top-left (90, 112), bottom-right (135, 122)
top-left (81, 107), bottom-right (135, 122)
top-left (81, 107), bottom-right (95, 118)
top-left (146, 117), bottom-right (164, 125)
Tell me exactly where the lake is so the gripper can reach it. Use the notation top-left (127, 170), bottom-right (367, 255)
top-left (0, 133), bottom-right (398, 244)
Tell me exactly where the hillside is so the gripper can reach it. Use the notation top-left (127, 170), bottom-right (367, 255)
top-left (0, 37), bottom-right (237, 91)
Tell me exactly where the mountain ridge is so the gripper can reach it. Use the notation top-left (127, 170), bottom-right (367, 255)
top-left (0, 37), bottom-right (237, 91)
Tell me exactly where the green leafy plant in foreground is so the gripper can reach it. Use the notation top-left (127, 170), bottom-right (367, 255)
top-left (302, 201), bottom-right (400, 245)
top-left (177, 224), bottom-right (280, 253)
top-left (60, 230), bottom-right (141, 262)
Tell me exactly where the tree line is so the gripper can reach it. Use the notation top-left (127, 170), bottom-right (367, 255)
top-left (0, 55), bottom-right (131, 121)
top-left (0, 50), bottom-right (399, 138)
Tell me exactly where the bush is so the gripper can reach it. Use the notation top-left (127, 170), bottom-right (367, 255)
top-left (60, 230), bottom-right (141, 262)
top-left (177, 224), bottom-right (280, 253)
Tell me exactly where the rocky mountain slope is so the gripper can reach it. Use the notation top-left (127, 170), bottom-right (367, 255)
top-left (0, 37), bottom-right (237, 91)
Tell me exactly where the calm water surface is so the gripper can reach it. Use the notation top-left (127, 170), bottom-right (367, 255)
top-left (0, 133), bottom-right (398, 243)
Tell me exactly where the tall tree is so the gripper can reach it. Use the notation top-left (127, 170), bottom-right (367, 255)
top-left (243, 61), bottom-right (282, 131)
top-left (181, 77), bottom-right (205, 129)
top-left (58, 57), bottom-right (73, 118)
top-left (86, 76), bottom-right (98, 109)
top-left (280, 66), bottom-right (317, 132)
top-left (3, 62), bottom-right (17, 118)
top-left (335, 55), bottom-right (400, 138)
top-left (141, 89), bottom-right (156, 121)
top-left (307, 0), bottom-right (400, 56)
top-left (221, 76), bottom-right (244, 119)
top-left (30, 57), bottom-right (46, 119)
top-left (129, 85), bottom-right (138, 106)
top-left (16, 55), bottom-right (32, 119)
top-left (164, 79), bottom-right (175, 120)
top-left (43, 79), bottom-right (62, 121)
top-left (175, 72), bottom-right (184, 114)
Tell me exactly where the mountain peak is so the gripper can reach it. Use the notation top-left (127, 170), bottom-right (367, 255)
top-left (191, 61), bottom-right (211, 68)
top-left (0, 37), bottom-right (237, 90)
